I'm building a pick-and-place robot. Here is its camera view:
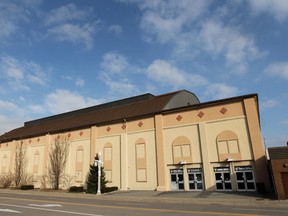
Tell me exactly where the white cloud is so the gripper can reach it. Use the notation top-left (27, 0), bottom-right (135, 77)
top-left (103, 75), bottom-right (140, 96)
top-left (101, 52), bottom-right (128, 74)
top-left (62, 75), bottom-right (85, 87)
top-left (264, 62), bottom-right (288, 80)
top-left (48, 22), bottom-right (100, 49)
top-left (28, 104), bottom-right (45, 114)
top-left (99, 52), bottom-right (142, 96)
top-left (199, 20), bottom-right (265, 74)
top-left (45, 3), bottom-right (91, 26)
top-left (108, 25), bottom-right (123, 36)
top-left (204, 83), bottom-right (239, 100)
top-left (0, 114), bottom-right (24, 135)
top-left (146, 59), bottom-right (207, 88)
top-left (75, 78), bottom-right (85, 87)
top-left (261, 99), bottom-right (278, 111)
top-left (124, 0), bottom-right (265, 74)
top-left (137, 0), bottom-right (209, 43)
top-left (249, 0), bottom-right (288, 22)
top-left (0, 55), bottom-right (49, 91)
top-left (0, 0), bottom-right (41, 42)
top-left (44, 89), bottom-right (101, 114)
top-left (0, 100), bottom-right (18, 111)
top-left (45, 3), bottom-right (101, 49)
top-left (0, 1), bottom-right (27, 40)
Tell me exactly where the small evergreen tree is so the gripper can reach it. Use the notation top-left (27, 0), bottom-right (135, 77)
top-left (86, 154), bottom-right (107, 194)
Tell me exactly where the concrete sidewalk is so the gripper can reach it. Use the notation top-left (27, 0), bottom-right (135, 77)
top-left (101, 190), bottom-right (288, 208)
top-left (1, 189), bottom-right (288, 208)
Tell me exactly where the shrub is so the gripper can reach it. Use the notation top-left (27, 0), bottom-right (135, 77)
top-left (102, 186), bottom-right (118, 193)
top-left (69, 186), bottom-right (84, 193)
top-left (21, 185), bottom-right (34, 190)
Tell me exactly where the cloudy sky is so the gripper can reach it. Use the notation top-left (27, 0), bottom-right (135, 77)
top-left (0, 0), bottom-right (287, 147)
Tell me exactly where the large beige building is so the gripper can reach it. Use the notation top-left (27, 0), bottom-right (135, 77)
top-left (0, 90), bottom-right (270, 192)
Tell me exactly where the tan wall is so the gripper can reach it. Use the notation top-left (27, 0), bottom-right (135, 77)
top-left (126, 130), bottom-right (157, 190)
top-left (96, 135), bottom-right (121, 189)
top-left (205, 117), bottom-right (254, 162)
top-left (163, 125), bottom-right (202, 164)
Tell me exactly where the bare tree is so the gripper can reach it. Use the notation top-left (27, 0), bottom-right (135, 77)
top-left (14, 142), bottom-right (28, 187)
top-left (0, 173), bottom-right (13, 188)
top-left (48, 135), bottom-right (70, 190)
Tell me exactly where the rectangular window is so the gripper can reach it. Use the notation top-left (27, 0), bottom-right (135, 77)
top-left (104, 147), bottom-right (112, 161)
top-left (173, 145), bottom-right (182, 158)
top-left (137, 169), bottom-right (147, 182)
top-left (136, 144), bottom-right (145, 159)
top-left (228, 140), bottom-right (239, 153)
top-left (76, 150), bottom-right (83, 163)
top-left (218, 141), bottom-right (228, 154)
top-left (182, 144), bottom-right (190, 157)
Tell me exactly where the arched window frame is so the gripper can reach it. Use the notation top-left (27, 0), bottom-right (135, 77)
top-left (33, 151), bottom-right (40, 182)
top-left (216, 130), bottom-right (242, 161)
top-left (135, 138), bottom-right (147, 182)
top-left (103, 142), bottom-right (112, 183)
top-left (1, 154), bottom-right (7, 174)
top-left (75, 146), bottom-right (84, 182)
top-left (172, 136), bottom-right (192, 164)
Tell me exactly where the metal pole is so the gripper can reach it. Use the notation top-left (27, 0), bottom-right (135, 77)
top-left (96, 152), bottom-right (101, 195)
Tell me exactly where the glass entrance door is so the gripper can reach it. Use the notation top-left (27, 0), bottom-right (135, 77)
top-left (170, 169), bottom-right (184, 191)
top-left (187, 168), bottom-right (203, 191)
top-left (214, 167), bottom-right (232, 191)
top-left (235, 166), bottom-right (256, 191)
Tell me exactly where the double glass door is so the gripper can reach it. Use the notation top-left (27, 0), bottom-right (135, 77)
top-left (188, 168), bottom-right (203, 191)
top-left (170, 169), bottom-right (184, 191)
top-left (214, 167), bottom-right (232, 191)
top-left (235, 166), bottom-right (256, 191)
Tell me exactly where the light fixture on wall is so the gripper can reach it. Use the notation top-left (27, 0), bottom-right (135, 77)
top-left (179, 160), bottom-right (186, 165)
top-left (227, 157), bottom-right (234, 162)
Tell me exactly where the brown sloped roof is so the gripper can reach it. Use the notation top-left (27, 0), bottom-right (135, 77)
top-left (0, 90), bottom-right (189, 142)
top-left (268, 146), bottom-right (288, 160)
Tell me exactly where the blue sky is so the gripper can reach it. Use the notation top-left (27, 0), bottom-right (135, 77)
top-left (0, 0), bottom-right (287, 147)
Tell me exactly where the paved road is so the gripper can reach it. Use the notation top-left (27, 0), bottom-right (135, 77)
top-left (0, 192), bottom-right (288, 216)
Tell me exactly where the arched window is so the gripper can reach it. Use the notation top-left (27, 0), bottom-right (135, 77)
top-left (216, 130), bottom-right (241, 161)
top-left (33, 151), bottom-right (40, 182)
top-left (135, 138), bottom-right (147, 182)
top-left (104, 143), bottom-right (112, 182)
top-left (172, 136), bottom-right (192, 164)
top-left (75, 146), bottom-right (83, 182)
top-left (1, 154), bottom-right (7, 174)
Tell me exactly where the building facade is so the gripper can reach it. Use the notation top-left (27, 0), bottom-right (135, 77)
top-left (268, 146), bottom-right (288, 199)
top-left (0, 90), bottom-right (270, 192)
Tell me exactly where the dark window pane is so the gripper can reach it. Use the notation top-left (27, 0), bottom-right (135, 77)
top-left (224, 172), bottom-right (230, 181)
top-left (197, 183), bottom-right (203, 190)
top-left (225, 183), bottom-right (232, 190)
top-left (196, 174), bottom-right (202, 181)
top-left (245, 172), bottom-right (253, 180)
top-left (189, 183), bottom-right (195, 190)
top-left (238, 183), bottom-right (245, 190)
top-left (179, 183), bottom-right (184, 190)
top-left (171, 175), bottom-right (176, 182)
top-left (189, 174), bottom-right (194, 181)
top-left (247, 182), bottom-right (255, 190)
top-left (215, 173), bottom-right (222, 180)
top-left (236, 172), bottom-right (244, 180)
top-left (178, 174), bottom-right (183, 181)
top-left (216, 182), bottom-right (223, 190)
